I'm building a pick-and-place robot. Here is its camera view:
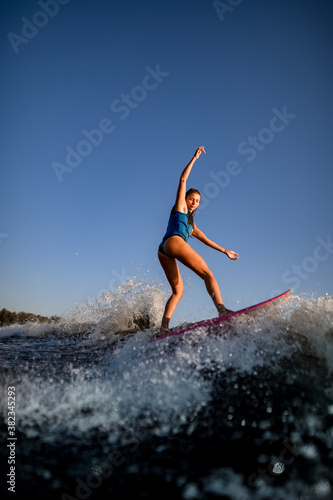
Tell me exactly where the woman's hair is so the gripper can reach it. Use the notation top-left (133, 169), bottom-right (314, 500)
top-left (171, 189), bottom-right (201, 227)
top-left (186, 188), bottom-right (201, 226)
top-left (186, 188), bottom-right (201, 199)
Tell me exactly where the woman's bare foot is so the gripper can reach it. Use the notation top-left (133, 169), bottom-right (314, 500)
top-left (152, 326), bottom-right (170, 339)
top-left (217, 305), bottom-right (233, 316)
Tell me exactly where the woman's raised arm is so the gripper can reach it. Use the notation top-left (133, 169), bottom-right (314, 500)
top-left (175, 146), bottom-right (206, 212)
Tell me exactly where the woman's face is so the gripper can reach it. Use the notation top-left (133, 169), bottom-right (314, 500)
top-left (186, 193), bottom-right (201, 212)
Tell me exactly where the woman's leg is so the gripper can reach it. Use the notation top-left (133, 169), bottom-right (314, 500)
top-left (158, 250), bottom-right (184, 330)
top-left (163, 236), bottom-right (229, 315)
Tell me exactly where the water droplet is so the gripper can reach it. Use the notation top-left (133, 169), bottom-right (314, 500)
top-left (272, 462), bottom-right (285, 474)
top-left (91, 464), bottom-right (103, 476)
top-left (300, 443), bottom-right (318, 459)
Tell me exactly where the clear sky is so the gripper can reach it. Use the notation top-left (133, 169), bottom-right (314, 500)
top-left (1, 0), bottom-right (332, 323)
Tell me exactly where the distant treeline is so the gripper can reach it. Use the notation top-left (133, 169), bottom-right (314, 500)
top-left (0, 308), bottom-right (60, 326)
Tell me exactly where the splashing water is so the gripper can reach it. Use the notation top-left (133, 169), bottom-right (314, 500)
top-left (0, 285), bottom-right (332, 499)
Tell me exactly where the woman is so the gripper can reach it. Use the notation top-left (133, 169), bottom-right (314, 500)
top-left (157, 146), bottom-right (239, 335)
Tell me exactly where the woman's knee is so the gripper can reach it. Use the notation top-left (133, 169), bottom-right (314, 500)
top-left (172, 284), bottom-right (184, 299)
top-left (199, 267), bottom-right (214, 282)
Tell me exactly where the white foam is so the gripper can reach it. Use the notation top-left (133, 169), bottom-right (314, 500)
top-left (1, 293), bottom-right (332, 447)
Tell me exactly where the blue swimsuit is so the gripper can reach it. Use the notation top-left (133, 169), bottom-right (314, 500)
top-left (158, 208), bottom-right (193, 256)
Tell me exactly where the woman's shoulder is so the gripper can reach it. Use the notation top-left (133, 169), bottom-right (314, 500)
top-left (173, 202), bottom-right (188, 214)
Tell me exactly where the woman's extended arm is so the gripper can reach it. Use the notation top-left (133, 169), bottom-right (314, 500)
top-left (192, 225), bottom-right (239, 260)
top-left (175, 147), bottom-right (206, 212)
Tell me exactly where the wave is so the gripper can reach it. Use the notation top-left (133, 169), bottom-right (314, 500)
top-left (1, 293), bottom-right (332, 436)
top-left (0, 288), bottom-right (332, 499)
top-left (0, 277), bottom-right (166, 340)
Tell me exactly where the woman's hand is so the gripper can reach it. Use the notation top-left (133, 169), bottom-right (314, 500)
top-left (225, 250), bottom-right (239, 260)
top-left (193, 146), bottom-right (206, 160)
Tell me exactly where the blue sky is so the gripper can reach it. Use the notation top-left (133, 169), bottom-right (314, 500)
top-left (1, 0), bottom-right (332, 323)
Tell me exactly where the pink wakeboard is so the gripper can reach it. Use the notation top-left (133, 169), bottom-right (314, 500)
top-left (150, 289), bottom-right (293, 342)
